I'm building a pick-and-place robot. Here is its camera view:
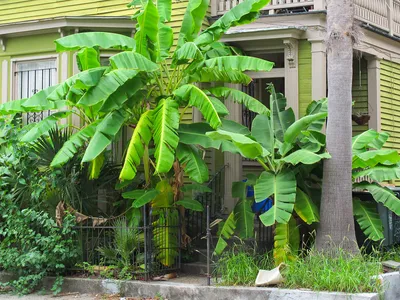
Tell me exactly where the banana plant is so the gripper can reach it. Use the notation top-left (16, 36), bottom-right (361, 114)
top-left (352, 129), bottom-right (400, 242)
top-left (209, 85), bottom-right (329, 264)
top-left (0, 0), bottom-right (274, 186)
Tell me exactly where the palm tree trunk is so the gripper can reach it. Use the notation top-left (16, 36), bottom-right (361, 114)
top-left (315, 0), bottom-right (359, 254)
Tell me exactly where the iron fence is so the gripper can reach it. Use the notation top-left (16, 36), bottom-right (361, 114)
top-left (71, 206), bottom-right (181, 280)
top-left (185, 165), bottom-right (226, 246)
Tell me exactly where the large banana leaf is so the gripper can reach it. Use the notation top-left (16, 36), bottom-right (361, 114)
top-left (153, 98), bottom-right (180, 174)
top-left (187, 68), bottom-right (252, 85)
top-left (175, 198), bottom-right (204, 211)
top-left (51, 121), bottom-right (99, 167)
top-left (281, 150), bottom-right (331, 165)
top-left (178, 123), bottom-right (221, 149)
top-left (21, 111), bottom-right (72, 143)
top-left (176, 143), bottom-right (209, 183)
top-left (173, 42), bottom-right (204, 64)
top-left (194, 0), bottom-right (271, 46)
top-left (251, 115), bottom-right (274, 154)
top-left (204, 56), bottom-right (274, 72)
top-left (305, 98), bottom-right (328, 131)
top-left (109, 52), bottom-right (159, 71)
top-left (232, 181), bottom-right (254, 239)
top-left (353, 165), bottom-right (400, 182)
top-left (178, 0), bottom-right (209, 47)
top-left (82, 109), bottom-right (128, 162)
top-left (352, 130), bottom-right (380, 154)
top-left (174, 84), bottom-right (222, 129)
top-left (88, 153), bottom-right (105, 179)
top-left (294, 188), bottom-right (319, 225)
top-left (99, 77), bottom-right (145, 112)
top-left (78, 69), bottom-right (140, 107)
top-left (354, 182), bottom-right (400, 216)
top-left (55, 32), bottom-right (136, 52)
top-left (178, 123), bottom-right (220, 149)
top-left (134, 0), bottom-right (159, 60)
top-left (220, 119), bottom-right (251, 135)
top-left (214, 212), bottom-right (236, 255)
top-left (206, 129), bottom-right (264, 159)
top-left (353, 198), bottom-right (384, 241)
top-left (157, 23), bottom-right (174, 61)
top-left (255, 170), bottom-right (297, 226)
top-left (274, 216), bottom-right (299, 265)
top-left (152, 209), bottom-right (179, 266)
top-left (352, 149), bottom-right (400, 169)
top-left (369, 132), bottom-right (389, 150)
top-left (120, 110), bottom-right (153, 181)
top-left (270, 87), bottom-right (295, 142)
top-left (47, 68), bottom-right (107, 102)
top-left (76, 47), bottom-right (101, 71)
top-left (157, 0), bottom-right (172, 22)
top-left (283, 112), bottom-right (327, 144)
top-left (22, 85), bottom-right (59, 109)
top-left (209, 97), bottom-right (229, 116)
top-left (208, 87), bottom-right (270, 115)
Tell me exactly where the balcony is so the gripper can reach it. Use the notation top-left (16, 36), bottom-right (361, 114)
top-left (210, 0), bottom-right (400, 37)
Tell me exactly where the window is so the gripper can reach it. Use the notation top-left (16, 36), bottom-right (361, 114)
top-left (14, 59), bottom-right (57, 123)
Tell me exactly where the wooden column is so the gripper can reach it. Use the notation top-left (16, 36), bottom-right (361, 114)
top-left (310, 39), bottom-right (327, 101)
top-left (223, 84), bottom-right (243, 213)
top-left (1, 60), bottom-right (8, 103)
top-left (367, 56), bottom-right (382, 131)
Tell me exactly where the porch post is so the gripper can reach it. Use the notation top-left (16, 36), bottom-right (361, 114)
top-left (367, 56), bottom-right (382, 131)
top-left (1, 59), bottom-right (8, 103)
top-left (223, 83), bottom-right (243, 213)
top-left (310, 39), bottom-right (327, 101)
top-left (284, 38), bottom-right (299, 119)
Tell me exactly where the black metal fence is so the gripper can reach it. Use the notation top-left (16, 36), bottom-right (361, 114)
top-left (72, 207), bottom-right (180, 280)
top-left (185, 165), bottom-right (226, 246)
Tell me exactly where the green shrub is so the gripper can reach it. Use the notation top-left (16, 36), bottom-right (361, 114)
top-left (215, 243), bottom-right (273, 286)
top-left (0, 203), bottom-right (79, 295)
top-left (281, 249), bottom-right (383, 294)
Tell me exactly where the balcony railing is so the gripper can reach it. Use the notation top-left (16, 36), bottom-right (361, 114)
top-left (211, 0), bottom-right (400, 37)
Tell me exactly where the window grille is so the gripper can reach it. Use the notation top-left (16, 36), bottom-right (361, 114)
top-left (14, 60), bottom-right (57, 123)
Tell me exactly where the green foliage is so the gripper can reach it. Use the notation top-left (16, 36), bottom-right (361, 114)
top-left (0, 203), bottom-right (78, 295)
top-left (282, 249), bottom-right (383, 293)
top-left (97, 218), bottom-right (142, 270)
top-left (215, 242), bottom-right (273, 286)
top-left (0, 0), bottom-right (274, 189)
top-left (351, 129), bottom-right (400, 241)
top-left (208, 86), bottom-right (328, 264)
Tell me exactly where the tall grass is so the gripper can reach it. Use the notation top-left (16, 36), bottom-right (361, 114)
top-left (281, 248), bottom-right (383, 294)
top-left (214, 242), bottom-right (273, 286)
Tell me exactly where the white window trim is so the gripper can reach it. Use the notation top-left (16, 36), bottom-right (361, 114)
top-left (10, 54), bottom-right (59, 101)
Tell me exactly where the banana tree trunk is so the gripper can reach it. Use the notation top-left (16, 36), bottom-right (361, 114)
top-left (315, 0), bottom-right (359, 254)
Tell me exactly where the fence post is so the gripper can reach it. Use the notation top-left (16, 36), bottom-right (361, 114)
top-left (206, 205), bottom-right (211, 286)
top-left (387, 0), bottom-right (394, 36)
top-left (143, 205), bottom-right (149, 281)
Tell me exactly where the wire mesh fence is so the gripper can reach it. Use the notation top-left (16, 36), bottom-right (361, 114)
top-left (71, 206), bottom-right (181, 280)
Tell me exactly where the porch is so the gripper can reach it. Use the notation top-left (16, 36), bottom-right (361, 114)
top-left (211, 0), bottom-right (400, 38)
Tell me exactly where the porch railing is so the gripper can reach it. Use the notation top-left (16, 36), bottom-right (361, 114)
top-left (211, 0), bottom-right (400, 37)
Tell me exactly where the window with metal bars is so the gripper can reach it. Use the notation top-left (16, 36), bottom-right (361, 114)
top-left (14, 59), bottom-right (57, 124)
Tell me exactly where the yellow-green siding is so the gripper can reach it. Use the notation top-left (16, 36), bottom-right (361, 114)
top-left (380, 60), bottom-right (400, 152)
top-left (352, 58), bottom-right (368, 135)
top-left (298, 40), bottom-right (312, 117)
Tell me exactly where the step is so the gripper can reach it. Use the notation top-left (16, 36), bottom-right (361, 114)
top-left (181, 262), bottom-right (214, 275)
